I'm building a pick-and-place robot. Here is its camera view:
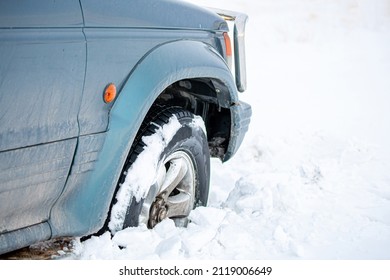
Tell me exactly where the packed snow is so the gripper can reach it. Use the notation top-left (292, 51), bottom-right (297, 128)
top-left (66, 0), bottom-right (390, 259)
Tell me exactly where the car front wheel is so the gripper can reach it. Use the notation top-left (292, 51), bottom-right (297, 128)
top-left (109, 107), bottom-right (210, 233)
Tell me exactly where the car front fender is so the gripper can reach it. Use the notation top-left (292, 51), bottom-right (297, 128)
top-left (50, 40), bottom-right (243, 237)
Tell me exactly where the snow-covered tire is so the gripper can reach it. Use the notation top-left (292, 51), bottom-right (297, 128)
top-left (109, 107), bottom-right (210, 232)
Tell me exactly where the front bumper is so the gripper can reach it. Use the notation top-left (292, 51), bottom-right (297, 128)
top-left (224, 100), bottom-right (252, 161)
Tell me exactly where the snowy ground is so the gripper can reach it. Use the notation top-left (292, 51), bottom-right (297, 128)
top-left (69, 0), bottom-right (390, 259)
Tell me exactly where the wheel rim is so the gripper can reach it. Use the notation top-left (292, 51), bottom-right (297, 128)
top-left (140, 151), bottom-right (196, 228)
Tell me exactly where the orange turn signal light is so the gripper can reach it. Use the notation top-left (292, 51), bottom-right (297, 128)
top-left (223, 32), bottom-right (232, 57)
top-left (223, 32), bottom-right (233, 69)
top-left (103, 83), bottom-right (117, 103)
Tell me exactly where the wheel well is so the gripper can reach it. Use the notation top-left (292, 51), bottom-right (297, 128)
top-left (152, 78), bottom-right (232, 160)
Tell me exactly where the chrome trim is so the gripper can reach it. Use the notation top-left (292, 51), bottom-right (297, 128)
top-left (213, 8), bottom-right (248, 92)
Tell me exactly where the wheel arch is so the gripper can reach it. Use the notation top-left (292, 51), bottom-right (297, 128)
top-left (50, 40), bottom-right (241, 237)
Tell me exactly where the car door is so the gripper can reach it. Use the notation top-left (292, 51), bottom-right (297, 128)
top-left (0, 0), bottom-right (86, 233)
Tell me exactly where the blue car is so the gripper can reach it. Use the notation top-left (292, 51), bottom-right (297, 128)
top-left (0, 0), bottom-right (251, 255)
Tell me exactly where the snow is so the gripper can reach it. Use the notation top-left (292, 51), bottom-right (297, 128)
top-left (191, 115), bottom-right (208, 137)
top-left (109, 115), bottom-right (182, 233)
top-left (69, 0), bottom-right (390, 259)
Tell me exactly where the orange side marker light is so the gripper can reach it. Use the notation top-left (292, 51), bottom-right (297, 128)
top-left (104, 83), bottom-right (117, 103)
